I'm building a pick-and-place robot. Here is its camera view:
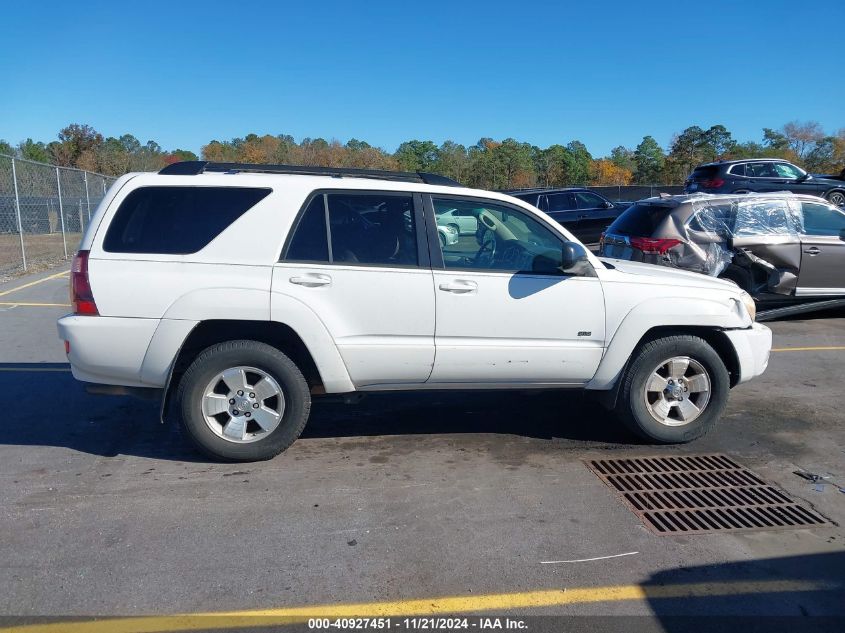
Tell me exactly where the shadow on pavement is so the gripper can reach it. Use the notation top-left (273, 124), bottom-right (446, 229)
top-left (641, 550), bottom-right (845, 632)
top-left (2, 362), bottom-right (636, 461)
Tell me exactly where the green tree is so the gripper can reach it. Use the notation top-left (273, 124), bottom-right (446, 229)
top-left (609, 145), bottom-right (635, 172)
top-left (492, 138), bottom-right (535, 188)
top-left (562, 140), bottom-right (592, 185)
top-left (433, 141), bottom-right (468, 183)
top-left (0, 139), bottom-right (13, 156)
top-left (633, 136), bottom-right (665, 184)
top-left (18, 139), bottom-right (51, 163)
top-left (394, 140), bottom-right (439, 172)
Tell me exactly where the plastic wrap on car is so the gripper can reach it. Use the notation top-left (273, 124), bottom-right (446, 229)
top-left (662, 194), bottom-right (803, 294)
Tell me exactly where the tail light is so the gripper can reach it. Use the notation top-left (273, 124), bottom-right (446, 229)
top-left (70, 250), bottom-right (98, 315)
top-left (701, 178), bottom-right (725, 189)
top-left (629, 237), bottom-right (682, 255)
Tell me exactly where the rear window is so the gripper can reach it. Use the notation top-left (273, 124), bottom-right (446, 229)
top-left (607, 203), bottom-right (674, 236)
top-left (104, 186), bottom-right (271, 254)
top-left (689, 166), bottom-right (719, 181)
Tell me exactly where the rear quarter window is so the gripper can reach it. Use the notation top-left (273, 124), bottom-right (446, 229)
top-left (103, 186), bottom-right (271, 254)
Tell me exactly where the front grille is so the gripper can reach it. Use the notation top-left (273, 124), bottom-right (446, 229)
top-left (586, 454), bottom-right (829, 535)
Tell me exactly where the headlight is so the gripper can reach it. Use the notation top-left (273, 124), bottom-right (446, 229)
top-left (739, 291), bottom-right (756, 322)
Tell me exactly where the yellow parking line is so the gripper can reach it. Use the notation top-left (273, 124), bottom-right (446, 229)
top-left (0, 580), bottom-right (835, 633)
top-left (771, 346), bottom-right (845, 352)
top-left (0, 367), bottom-right (70, 372)
top-left (0, 302), bottom-right (70, 307)
top-left (0, 270), bottom-right (69, 297)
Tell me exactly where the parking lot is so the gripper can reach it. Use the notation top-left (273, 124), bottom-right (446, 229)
top-left (1, 266), bottom-right (844, 629)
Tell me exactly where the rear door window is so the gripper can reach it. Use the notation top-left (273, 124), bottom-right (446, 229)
top-left (728, 164), bottom-right (746, 177)
top-left (747, 163), bottom-right (777, 178)
top-left (104, 186), bottom-right (271, 254)
top-left (284, 192), bottom-right (419, 267)
top-left (546, 193), bottom-right (576, 211)
top-left (285, 196), bottom-right (330, 262)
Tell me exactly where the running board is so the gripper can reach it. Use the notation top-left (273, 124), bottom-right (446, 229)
top-left (757, 298), bottom-right (845, 322)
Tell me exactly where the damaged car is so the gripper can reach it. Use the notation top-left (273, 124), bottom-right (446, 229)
top-left (599, 192), bottom-right (845, 303)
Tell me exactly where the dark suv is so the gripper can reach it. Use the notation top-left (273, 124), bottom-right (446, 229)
top-left (685, 159), bottom-right (845, 208)
top-left (506, 187), bottom-right (627, 243)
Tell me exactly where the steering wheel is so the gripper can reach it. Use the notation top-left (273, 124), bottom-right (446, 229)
top-left (473, 229), bottom-right (497, 267)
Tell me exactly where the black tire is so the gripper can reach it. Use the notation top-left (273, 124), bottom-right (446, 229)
top-left (439, 232), bottom-right (446, 248)
top-left (614, 335), bottom-right (729, 443)
top-left (826, 190), bottom-right (845, 209)
top-left (177, 340), bottom-right (311, 462)
top-left (719, 265), bottom-right (752, 293)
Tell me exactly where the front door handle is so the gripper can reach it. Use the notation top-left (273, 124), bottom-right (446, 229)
top-left (438, 280), bottom-right (478, 294)
top-left (290, 274), bottom-right (332, 287)
top-left (803, 247), bottom-right (821, 255)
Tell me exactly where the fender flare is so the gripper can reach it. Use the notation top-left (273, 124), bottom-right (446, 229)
top-left (587, 295), bottom-right (750, 390)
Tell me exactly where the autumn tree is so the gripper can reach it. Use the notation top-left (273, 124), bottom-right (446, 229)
top-left (589, 159), bottom-right (633, 185)
top-left (49, 124), bottom-right (104, 166)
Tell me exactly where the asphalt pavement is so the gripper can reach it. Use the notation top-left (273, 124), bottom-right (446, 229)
top-left (0, 266), bottom-right (843, 631)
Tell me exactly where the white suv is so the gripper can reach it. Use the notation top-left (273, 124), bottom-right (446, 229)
top-left (57, 161), bottom-right (772, 461)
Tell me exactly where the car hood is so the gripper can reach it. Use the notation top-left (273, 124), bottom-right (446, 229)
top-left (601, 258), bottom-right (739, 292)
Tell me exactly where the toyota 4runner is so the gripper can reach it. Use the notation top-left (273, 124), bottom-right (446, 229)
top-left (57, 161), bottom-right (772, 461)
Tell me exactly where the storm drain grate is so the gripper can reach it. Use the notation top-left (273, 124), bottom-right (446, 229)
top-left (585, 454), bottom-right (830, 535)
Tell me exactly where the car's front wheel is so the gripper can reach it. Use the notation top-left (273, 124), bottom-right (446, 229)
top-left (614, 335), bottom-right (729, 443)
top-left (177, 340), bottom-right (311, 461)
top-left (827, 190), bottom-right (845, 208)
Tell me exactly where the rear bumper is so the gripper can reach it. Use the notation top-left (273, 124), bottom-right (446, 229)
top-left (723, 322), bottom-right (772, 385)
top-left (57, 315), bottom-right (159, 387)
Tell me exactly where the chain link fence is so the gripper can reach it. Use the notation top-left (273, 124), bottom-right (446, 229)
top-left (0, 154), bottom-right (117, 280)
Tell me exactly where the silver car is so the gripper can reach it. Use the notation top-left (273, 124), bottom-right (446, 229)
top-left (600, 192), bottom-right (845, 301)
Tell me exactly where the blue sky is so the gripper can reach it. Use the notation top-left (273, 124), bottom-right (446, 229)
top-left (2, 0), bottom-right (843, 156)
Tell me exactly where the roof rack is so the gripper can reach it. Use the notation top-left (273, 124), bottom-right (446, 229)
top-left (158, 161), bottom-right (462, 187)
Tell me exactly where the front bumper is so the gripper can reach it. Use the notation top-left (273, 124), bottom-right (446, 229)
top-left (723, 322), bottom-right (772, 385)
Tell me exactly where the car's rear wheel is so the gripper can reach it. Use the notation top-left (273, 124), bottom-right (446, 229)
top-left (615, 335), bottom-right (729, 443)
top-left (732, 189), bottom-right (751, 194)
top-left (177, 340), bottom-right (310, 461)
top-left (719, 265), bottom-right (752, 293)
top-left (827, 190), bottom-right (845, 208)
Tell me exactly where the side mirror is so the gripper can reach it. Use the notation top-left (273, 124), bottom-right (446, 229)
top-left (532, 241), bottom-right (590, 275)
top-left (603, 201), bottom-right (614, 209)
top-left (797, 173), bottom-right (810, 182)
top-left (561, 241), bottom-right (589, 272)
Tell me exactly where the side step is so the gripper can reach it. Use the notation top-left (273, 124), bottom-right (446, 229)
top-left (757, 298), bottom-right (845, 322)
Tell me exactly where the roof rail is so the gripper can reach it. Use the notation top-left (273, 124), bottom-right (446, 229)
top-left (158, 161), bottom-right (462, 186)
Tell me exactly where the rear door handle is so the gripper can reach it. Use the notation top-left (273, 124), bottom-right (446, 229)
top-left (438, 280), bottom-right (478, 294)
top-left (803, 247), bottom-right (821, 255)
top-left (290, 274), bottom-right (332, 287)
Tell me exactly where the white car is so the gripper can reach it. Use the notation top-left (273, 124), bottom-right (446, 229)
top-left (58, 162), bottom-right (771, 461)
top-left (437, 222), bottom-right (459, 248)
top-left (437, 207), bottom-right (479, 235)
